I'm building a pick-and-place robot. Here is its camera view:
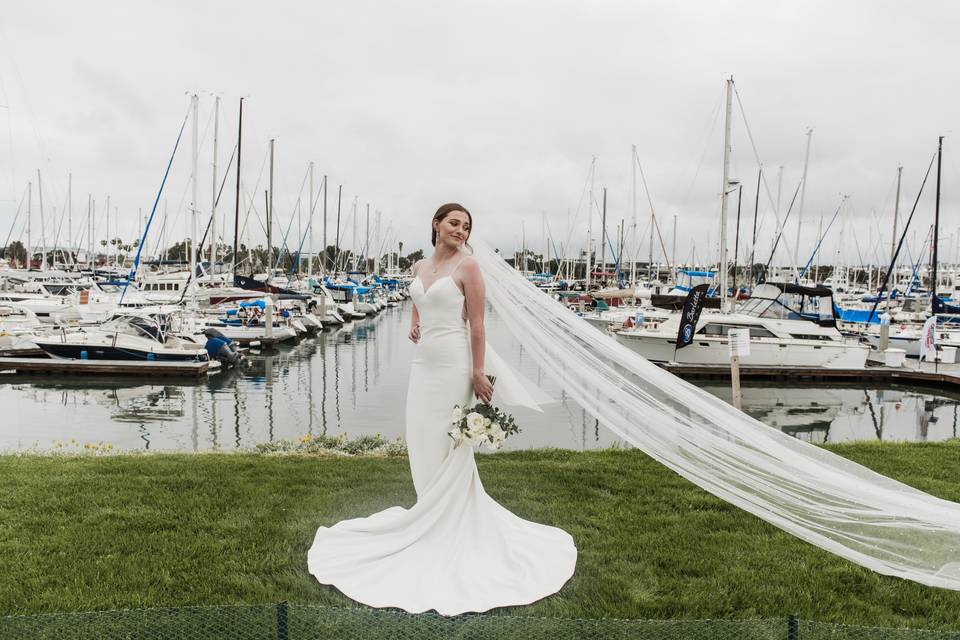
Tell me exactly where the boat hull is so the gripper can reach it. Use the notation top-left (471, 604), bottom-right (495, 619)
top-left (36, 342), bottom-right (208, 362)
top-left (616, 333), bottom-right (869, 369)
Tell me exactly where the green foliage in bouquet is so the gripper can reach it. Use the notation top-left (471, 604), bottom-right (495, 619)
top-left (448, 376), bottom-right (520, 450)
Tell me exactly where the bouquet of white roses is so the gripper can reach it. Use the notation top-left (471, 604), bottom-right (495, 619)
top-left (448, 376), bottom-right (520, 450)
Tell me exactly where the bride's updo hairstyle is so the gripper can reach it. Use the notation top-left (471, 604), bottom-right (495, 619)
top-left (431, 203), bottom-right (472, 249)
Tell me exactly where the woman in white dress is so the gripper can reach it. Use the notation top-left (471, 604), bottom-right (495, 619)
top-left (307, 203), bottom-right (577, 616)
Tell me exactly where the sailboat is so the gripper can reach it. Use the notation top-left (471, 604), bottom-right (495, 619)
top-left (617, 78), bottom-right (868, 369)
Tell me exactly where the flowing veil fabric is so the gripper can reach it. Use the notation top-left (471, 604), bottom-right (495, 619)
top-left (471, 237), bottom-right (960, 590)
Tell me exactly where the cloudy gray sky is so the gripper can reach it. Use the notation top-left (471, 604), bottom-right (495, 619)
top-left (1, 0), bottom-right (958, 269)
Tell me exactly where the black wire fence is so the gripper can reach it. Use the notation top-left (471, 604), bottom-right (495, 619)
top-left (1, 604), bottom-right (958, 640)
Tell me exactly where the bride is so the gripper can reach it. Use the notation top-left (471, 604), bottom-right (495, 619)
top-left (307, 203), bottom-right (577, 615)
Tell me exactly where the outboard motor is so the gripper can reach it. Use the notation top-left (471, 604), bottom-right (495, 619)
top-left (203, 328), bottom-right (245, 367)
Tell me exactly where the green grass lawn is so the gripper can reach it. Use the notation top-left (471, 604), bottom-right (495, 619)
top-left (1, 442), bottom-right (959, 630)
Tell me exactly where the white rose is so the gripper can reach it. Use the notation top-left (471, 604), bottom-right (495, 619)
top-left (466, 412), bottom-right (485, 432)
top-left (484, 418), bottom-right (492, 427)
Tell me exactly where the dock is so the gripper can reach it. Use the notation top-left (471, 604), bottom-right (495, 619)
top-left (0, 358), bottom-right (211, 378)
top-left (660, 361), bottom-right (960, 391)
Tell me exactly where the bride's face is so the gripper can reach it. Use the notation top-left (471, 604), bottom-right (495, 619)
top-left (435, 211), bottom-right (471, 248)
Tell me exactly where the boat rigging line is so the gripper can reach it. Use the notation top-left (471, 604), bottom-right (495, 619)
top-left (120, 100), bottom-right (192, 305)
top-left (866, 147), bottom-right (938, 322)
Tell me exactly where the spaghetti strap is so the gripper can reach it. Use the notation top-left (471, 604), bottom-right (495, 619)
top-left (450, 253), bottom-right (468, 277)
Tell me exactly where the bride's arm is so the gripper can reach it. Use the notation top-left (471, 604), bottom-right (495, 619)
top-left (461, 258), bottom-right (494, 403)
top-left (409, 260), bottom-right (424, 343)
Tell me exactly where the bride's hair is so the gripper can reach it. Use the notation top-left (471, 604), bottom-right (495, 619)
top-left (432, 203), bottom-right (472, 249)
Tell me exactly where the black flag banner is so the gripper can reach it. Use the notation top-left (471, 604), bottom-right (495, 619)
top-left (675, 284), bottom-right (710, 350)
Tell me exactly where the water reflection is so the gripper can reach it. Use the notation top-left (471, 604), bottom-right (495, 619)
top-left (701, 383), bottom-right (960, 444)
top-left (1, 302), bottom-right (958, 452)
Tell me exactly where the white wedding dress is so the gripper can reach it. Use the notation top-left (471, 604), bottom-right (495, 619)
top-left (306, 262), bottom-right (577, 615)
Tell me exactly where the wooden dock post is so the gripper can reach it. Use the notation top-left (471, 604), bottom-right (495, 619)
top-left (727, 328), bottom-right (750, 411)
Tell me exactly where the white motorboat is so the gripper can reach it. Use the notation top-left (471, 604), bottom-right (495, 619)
top-left (616, 282), bottom-right (870, 369)
top-left (33, 312), bottom-right (210, 362)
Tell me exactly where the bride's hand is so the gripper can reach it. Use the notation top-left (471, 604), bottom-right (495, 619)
top-left (408, 324), bottom-right (421, 343)
top-left (473, 371), bottom-right (494, 404)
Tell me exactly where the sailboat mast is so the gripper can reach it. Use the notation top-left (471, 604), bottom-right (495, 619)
top-left (617, 220), bottom-right (626, 275)
top-left (719, 76), bottom-right (734, 310)
top-left (308, 162), bottom-right (315, 278)
top-left (351, 197), bottom-right (357, 272)
top-left (67, 173), bottom-right (72, 265)
top-left (672, 214), bottom-right (677, 284)
top-left (210, 96), bottom-right (219, 271)
top-left (793, 128), bottom-right (813, 270)
top-left (891, 165), bottom-right (902, 266)
top-left (889, 165), bottom-right (902, 297)
top-left (189, 94), bottom-right (199, 285)
top-left (267, 138), bottom-right (275, 273)
top-left (334, 185), bottom-right (342, 274)
top-left (631, 144), bottom-right (637, 285)
top-left (89, 197), bottom-right (95, 266)
top-left (85, 194), bottom-right (91, 267)
top-left (26, 181), bottom-right (31, 269)
top-left (322, 175), bottom-right (328, 273)
top-left (232, 97), bottom-right (243, 275)
top-left (105, 195), bottom-right (110, 269)
top-left (932, 136), bottom-right (943, 311)
top-left (375, 210), bottom-right (381, 275)
top-left (732, 184), bottom-right (743, 299)
top-left (585, 157), bottom-right (595, 288)
top-left (600, 187), bottom-right (607, 283)
top-left (37, 170), bottom-right (45, 269)
top-left (750, 167), bottom-right (761, 284)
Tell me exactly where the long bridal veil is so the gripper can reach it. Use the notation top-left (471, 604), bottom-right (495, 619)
top-left (471, 237), bottom-right (960, 591)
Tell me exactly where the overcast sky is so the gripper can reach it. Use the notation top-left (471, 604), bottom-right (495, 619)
top-left (1, 1), bottom-right (958, 269)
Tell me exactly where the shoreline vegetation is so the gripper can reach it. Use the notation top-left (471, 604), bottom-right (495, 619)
top-left (1, 440), bottom-right (959, 629)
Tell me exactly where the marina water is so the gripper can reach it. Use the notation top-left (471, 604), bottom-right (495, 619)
top-left (2, 301), bottom-right (958, 453)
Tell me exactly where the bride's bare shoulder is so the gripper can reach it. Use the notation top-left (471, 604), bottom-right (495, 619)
top-left (458, 255), bottom-right (482, 279)
top-left (412, 258), bottom-right (427, 275)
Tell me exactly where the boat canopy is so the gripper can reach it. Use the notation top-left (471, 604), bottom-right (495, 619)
top-left (324, 279), bottom-right (371, 294)
top-left (836, 307), bottom-right (881, 325)
top-left (739, 282), bottom-right (837, 327)
top-left (746, 282), bottom-right (832, 299)
top-left (104, 312), bottom-right (166, 343)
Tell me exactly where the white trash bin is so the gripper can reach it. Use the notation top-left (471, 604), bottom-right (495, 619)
top-left (884, 348), bottom-right (907, 368)
top-left (939, 346), bottom-right (957, 364)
